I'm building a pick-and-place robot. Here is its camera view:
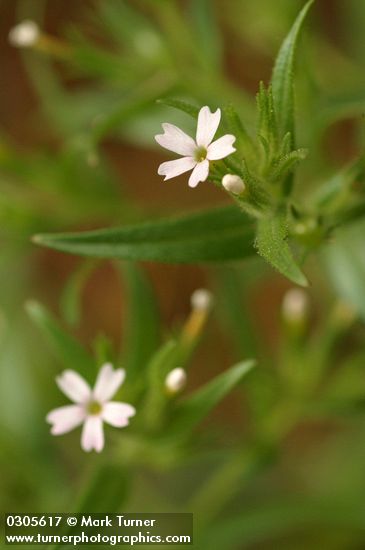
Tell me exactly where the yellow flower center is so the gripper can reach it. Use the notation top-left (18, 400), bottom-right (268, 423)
top-left (87, 400), bottom-right (102, 415)
top-left (194, 146), bottom-right (207, 162)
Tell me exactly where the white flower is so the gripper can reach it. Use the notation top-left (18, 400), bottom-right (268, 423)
top-left (155, 106), bottom-right (236, 188)
top-left (8, 20), bottom-right (40, 48)
top-left (165, 368), bottom-right (187, 394)
top-left (190, 288), bottom-right (213, 311)
top-left (222, 174), bottom-right (245, 195)
top-left (46, 363), bottom-right (136, 453)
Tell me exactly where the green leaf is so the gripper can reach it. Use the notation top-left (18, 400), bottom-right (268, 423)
top-left (199, 497), bottom-right (365, 549)
top-left (322, 352), bottom-right (365, 407)
top-left (96, 0), bottom-right (157, 47)
top-left (71, 41), bottom-right (130, 82)
top-left (241, 161), bottom-right (271, 216)
top-left (142, 339), bottom-right (180, 430)
top-left (91, 84), bottom-right (174, 142)
top-left (167, 360), bottom-right (256, 437)
top-left (315, 91), bottom-right (365, 136)
top-left (270, 148), bottom-right (308, 182)
top-left (271, 0), bottom-right (314, 143)
top-left (49, 464), bottom-right (130, 550)
top-left (312, 155), bottom-right (365, 211)
top-left (257, 83), bottom-right (278, 148)
top-left (73, 464), bottom-right (130, 513)
top-left (60, 260), bottom-right (96, 327)
top-left (92, 332), bottom-right (115, 366)
top-left (32, 206), bottom-right (255, 264)
top-left (223, 104), bottom-right (255, 158)
top-left (334, 201), bottom-right (365, 229)
top-left (25, 300), bottom-right (95, 379)
top-left (256, 215), bottom-right (308, 286)
top-left (322, 220), bottom-right (365, 321)
top-left (156, 98), bottom-right (200, 118)
top-left (189, 0), bottom-right (222, 69)
top-left (120, 263), bottom-right (160, 379)
top-left (216, 267), bottom-right (259, 357)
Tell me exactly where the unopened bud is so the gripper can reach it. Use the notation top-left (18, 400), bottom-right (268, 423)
top-left (165, 368), bottom-right (187, 394)
top-left (282, 288), bottom-right (309, 323)
top-left (190, 288), bottom-right (213, 311)
top-left (293, 218), bottom-right (316, 235)
top-left (9, 20), bottom-right (40, 48)
top-left (222, 174), bottom-right (245, 195)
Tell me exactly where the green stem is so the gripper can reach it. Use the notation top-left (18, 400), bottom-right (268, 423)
top-left (188, 444), bottom-right (272, 526)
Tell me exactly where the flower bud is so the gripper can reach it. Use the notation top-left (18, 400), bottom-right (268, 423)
top-left (222, 174), bottom-right (245, 195)
top-left (282, 288), bottom-right (309, 323)
top-left (165, 368), bottom-right (187, 394)
top-left (190, 288), bottom-right (213, 311)
top-left (8, 20), bottom-right (40, 48)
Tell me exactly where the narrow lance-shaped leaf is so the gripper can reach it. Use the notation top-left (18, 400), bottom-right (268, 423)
top-left (257, 83), bottom-right (278, 150)
top-left (315, 91), bottom-right (365, 137)
top-left (256, 215), bottom-right (308, 286)
top-left (189, 0), bottom-right (223, 70)
top-left (270, 148), bottom-right (308, 182)
top-left (120, 263), bottom-right (160, 379)
top-left (167, 360), bottom-right (256, 437)
top-left (25, 300), bottom-right (95, 379)
top-left (142, 339), bottom-right (180, 430)
top-left (216, 268), bottom-right (258, 357)
top-left (60, 259), bottom-right (96, 327)
top-left (49, 465), bottom-right (130, 550)
top-left (311, 154), bottom-right (365, 210)
top-left (271, 0), bottom-right (314, 144)
top-left (32, 206), bottom-right (255, 264)
top-left (92, 86), bottom-right (173, 142)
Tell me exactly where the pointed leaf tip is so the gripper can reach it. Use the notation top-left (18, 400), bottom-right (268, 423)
top-left (31, 206), bottom-right (255, 264)
top-left (256, 216), bottom-right (308, 287)
top-left (167, 359), bottom-right (256, 437)
top-left (271, 0), bottom-right (315, 144)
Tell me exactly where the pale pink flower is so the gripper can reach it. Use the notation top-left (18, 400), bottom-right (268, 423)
top-left (46, 363), bottom-right (136, 453)
top-left (155, 106), bottom-right (236, 188)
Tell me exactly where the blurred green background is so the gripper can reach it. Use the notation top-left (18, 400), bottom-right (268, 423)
top-left (1, 1), bottom-right (365, 548)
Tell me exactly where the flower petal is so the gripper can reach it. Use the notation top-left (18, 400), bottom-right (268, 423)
top-left (81, 416), bottom-right (104, 453)
top-left (188, 160), bottom-right (209, 188)
top-left (158, 157), bottom-right (196, 180)
top-left (155, 123), bottom-right (196, 156)
top-left (46, 405), bottom-right (85, 435)
top-left (207, 134), bottom-right (236, 160)
top-left (196, 106), bottom-right (221, 147)
top-left (56, 370), bottom-right (91, 404)
top-left (93, 363), bottom-right (125, 402)
top-left (102, 402), bottom-right (136, 427)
